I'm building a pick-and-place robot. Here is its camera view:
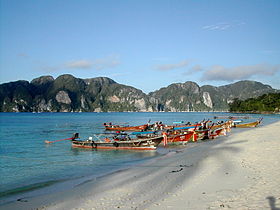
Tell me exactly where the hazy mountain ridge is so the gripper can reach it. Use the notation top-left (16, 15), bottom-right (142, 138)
top-left (0, 74), bottom-right (278, 112)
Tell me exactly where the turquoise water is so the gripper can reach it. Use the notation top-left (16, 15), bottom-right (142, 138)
top-left (0, 112), bottom-right (279, 203)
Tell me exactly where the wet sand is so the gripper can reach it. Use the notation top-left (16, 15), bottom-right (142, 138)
top-left (1, 121), bottom-right (280, 210)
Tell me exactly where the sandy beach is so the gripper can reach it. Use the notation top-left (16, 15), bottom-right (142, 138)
top-left (1, 120), bottom-right (280, 210)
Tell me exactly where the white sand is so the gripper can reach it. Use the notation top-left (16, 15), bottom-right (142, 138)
top-left (1, 121), bottom-right (280, 210)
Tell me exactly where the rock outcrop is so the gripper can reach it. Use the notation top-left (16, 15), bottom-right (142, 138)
top-left (0, 75), bottom-right (278, 112)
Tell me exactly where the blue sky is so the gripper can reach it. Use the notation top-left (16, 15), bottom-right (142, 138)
top-left (0, 0), bottom-right (280, 93)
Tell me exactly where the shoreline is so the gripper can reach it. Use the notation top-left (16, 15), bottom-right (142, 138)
top-left (1, 121), bottom-right (280, 209)
top-left (0, 149), bottom-right (166, 206)
top-left (0, 145), bottom-right (180, 206)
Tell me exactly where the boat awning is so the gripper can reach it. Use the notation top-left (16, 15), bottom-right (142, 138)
top-left (173, 126), bottom-right (196, 130)
top-left (131, 131), bottom-right (156, 135)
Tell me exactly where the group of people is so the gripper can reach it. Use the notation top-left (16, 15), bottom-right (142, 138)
top-left (148, 121), bottom-right (165, 131)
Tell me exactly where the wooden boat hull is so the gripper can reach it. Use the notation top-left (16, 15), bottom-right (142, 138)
top-left (72, 136), bottom-right (163, 150)
top-left (234, 121), bottom-right (260, 128)
top-left (208, 128), bottom-right (225, 139)
top-left (214, 116), bottom-right (249, 120)
top-left (165, 123), bottom-right (200, 130)
top-left (195, 128), bottom-right (226, 140)
top-left (211, 120), bottom-right (233, 130)
top-left (195, 129), bottom-right (208, 140)
top-left (104, 124), bottom-right (148, 131)
top-left (167, 131), bottom-right (197, 143)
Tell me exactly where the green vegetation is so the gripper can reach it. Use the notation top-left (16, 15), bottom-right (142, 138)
top-left (229, 93), bottom-right (280, 113)
top-left (0, 75), bottom-right (279, 112)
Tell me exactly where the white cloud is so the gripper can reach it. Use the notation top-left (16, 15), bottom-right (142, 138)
top-left (203, 22), bottom-right (231, 31)
top-left (40, 65), bottom-right (60, 73)
top-left (202, 21), bottom-right (245, 31)
top-left (64, 55), bottom-right (121, 70)
top-left (19, 53), bottom-right (120, 73)
top-left (201, 63), bottom-right (280, 81)
top-left (191, 64), bottom-right (203, 72)
top-left (91, 55), bottom-right (121, 70)
top-left (155, 59), bottom-right (190, 71)
top-left (259, 50), bottom-right (279, 54)
top-left (182, 64), bottom-right (203, 76)
top-left (65, 60), bottom-right (92, 69)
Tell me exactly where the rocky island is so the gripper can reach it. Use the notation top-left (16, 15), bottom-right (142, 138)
top-left (0, 74), bottom-right (278, 112)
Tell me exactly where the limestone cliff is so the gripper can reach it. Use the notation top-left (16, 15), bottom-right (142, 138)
top-left (0, 75), bottom-right (278, 112)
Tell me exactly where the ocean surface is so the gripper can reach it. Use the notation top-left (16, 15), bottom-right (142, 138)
top-left (0, 112), bottom-right (279, 204)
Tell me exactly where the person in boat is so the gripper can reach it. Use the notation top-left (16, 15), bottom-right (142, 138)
top-left (72, 133), bottom-right (79, 140)
top-left (207, 121), bottom-right (212, 129)
top-left (202, 122), bottom-right (207, 129)
top-left (119, 131), bottom-right (127, 141)
top-left (153, 122), bottom-right (158, 130)
top-left (203, 120), bottom-right (210, 129)
top-left (159, 121), bottom-right (164, 130)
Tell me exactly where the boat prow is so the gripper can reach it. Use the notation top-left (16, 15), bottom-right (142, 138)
top-left (72, 135), bottom-right (163, 150)
top-left (103, 123), bottom-right (149, 131)
top-left (234, 118), bottom-right (262, 128)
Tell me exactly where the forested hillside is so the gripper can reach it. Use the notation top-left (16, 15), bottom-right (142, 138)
top-left (229, 93), bottom-right (280, 113)
top-left (0, 74), bottom-right (278, 112)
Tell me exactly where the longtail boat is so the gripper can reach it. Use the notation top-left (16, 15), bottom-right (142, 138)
top-left (208, 127), bottom-right (227, 139)
top-left (233, 118), bottom-right (262, 128)
top-left (103, 123), bottom-right (148, 131)
top-left (164, 120), bottom-right (215, 143)
top-left (195, 129), bottom-right (210, 140)
top-left (132, 129), bottom-right (198, 144)
top-left (210, 120), bottom-right (233, 130)
top-left (193, 127), bottom-right (226, 140)
top-left (71, 133), bottom-right (163, 150)
top-left (214, 116), bottom-right (250, 120)
top-left (165, 123), bottom-right (202, 130)
top-left (166, 131), bottom-right (198, 143)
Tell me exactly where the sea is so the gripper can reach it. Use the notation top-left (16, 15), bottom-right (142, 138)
top-left (0, 112), bottom-right (279, 204)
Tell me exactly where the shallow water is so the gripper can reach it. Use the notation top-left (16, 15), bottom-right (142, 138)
top-left (0, 112), bottom-right (279, 203)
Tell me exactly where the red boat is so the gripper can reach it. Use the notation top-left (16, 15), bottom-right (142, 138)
top-left (103, 123), bottom-right (148, 131)
top-left (208, 127), bottom-right (226, 139)
top-left (194, 127), bottom-right (228, 140)
top-left (164, 123), bottom-right (201, 130)
top-left (166, 131), bottom-right (198, 143)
